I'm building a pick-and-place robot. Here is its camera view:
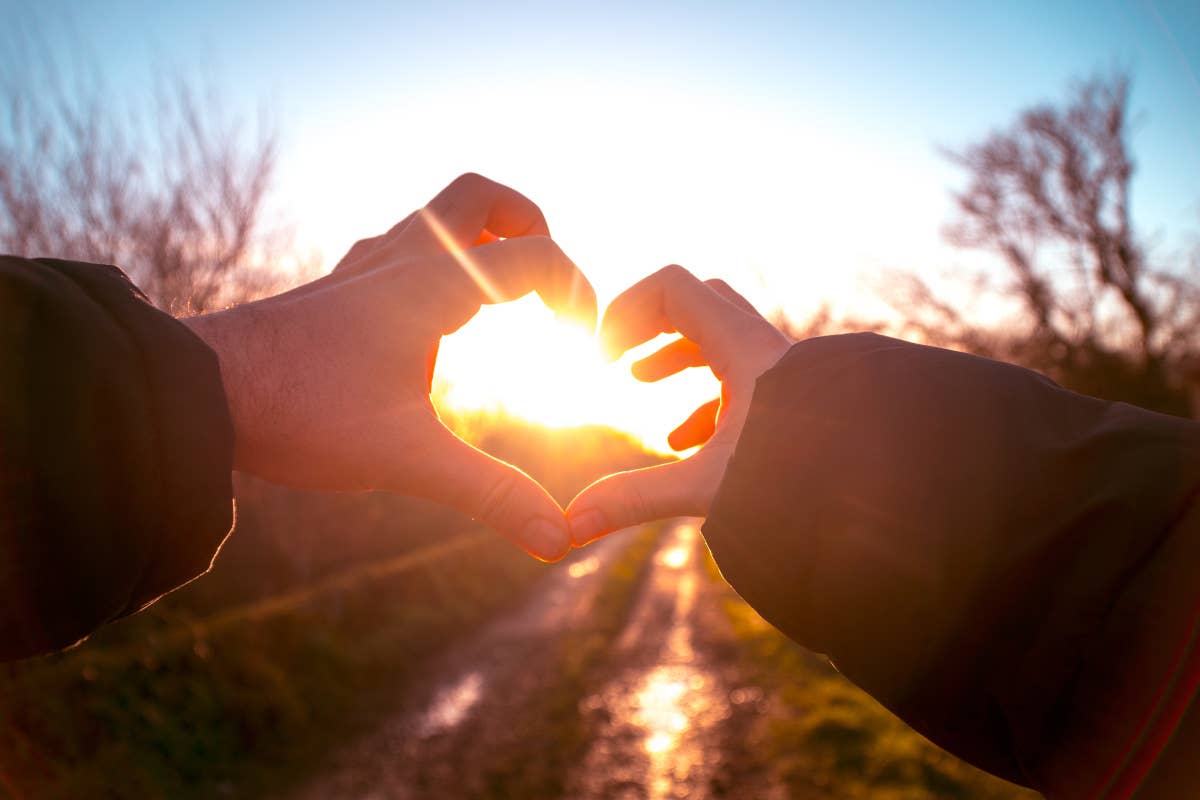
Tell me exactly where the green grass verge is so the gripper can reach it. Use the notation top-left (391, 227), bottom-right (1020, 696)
top-left (0, 535), bottom-right (545, 800)
top-left (704, 552), bottom-right (1042, 800)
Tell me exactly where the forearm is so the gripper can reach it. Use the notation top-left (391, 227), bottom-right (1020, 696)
top-left (703, 333), bottom-right (1200, 795)
top-left (179, 278), bottom-right (401, 492)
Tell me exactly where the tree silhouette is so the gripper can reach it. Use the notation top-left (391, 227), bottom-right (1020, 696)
top-left (890, 73), bottom-right (1200, 414)
top-left (0, 35), bottom-right (289, 313)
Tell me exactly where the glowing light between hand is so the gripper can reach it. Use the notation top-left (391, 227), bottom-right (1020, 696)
top-left (433, 295), bottom-right (719, 453)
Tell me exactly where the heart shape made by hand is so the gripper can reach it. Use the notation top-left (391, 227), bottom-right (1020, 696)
top-left (217, 173), bottom-right (791, 563)
top-left (435, 263), bottom-right (792, 556)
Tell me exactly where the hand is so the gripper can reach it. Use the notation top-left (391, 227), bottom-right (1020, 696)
top-left (184, 173), bottom-right (596, 561)
top-left (566, 265), bottom-right (791, 544)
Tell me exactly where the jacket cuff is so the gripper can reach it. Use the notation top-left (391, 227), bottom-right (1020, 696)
top-left (0, 257), bottom-right (234, 658)
top-left (36, 259), bottom-right (236, 615)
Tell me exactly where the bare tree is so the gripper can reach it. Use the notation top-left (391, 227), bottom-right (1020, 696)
top-left (886, 73), bottom-right (1200, 414)
top-left (0, 33), bottom-right (288, 313)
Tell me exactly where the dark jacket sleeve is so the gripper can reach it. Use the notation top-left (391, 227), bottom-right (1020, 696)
top-left (0, 256), bottom-right (235, 660)
top-left (703, 332), bottom-right (1200, 799)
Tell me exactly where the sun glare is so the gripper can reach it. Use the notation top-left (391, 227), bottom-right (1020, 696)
top-left (433, 295), bottom-right (720, 453)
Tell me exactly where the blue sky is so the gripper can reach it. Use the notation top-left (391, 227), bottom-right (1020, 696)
top-left (4, 1), bottom-right (1200, 443)
top-left (8, 2), bottom-right (1197, 281)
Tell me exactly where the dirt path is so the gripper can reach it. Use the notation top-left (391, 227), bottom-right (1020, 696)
top-left (288, 520), bottom-right (780, 800)
top-left (563, 521), bottom-right (780, 800)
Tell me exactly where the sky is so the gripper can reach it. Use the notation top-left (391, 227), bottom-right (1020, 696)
top-left (5, 0), bottom-right (1200, 450)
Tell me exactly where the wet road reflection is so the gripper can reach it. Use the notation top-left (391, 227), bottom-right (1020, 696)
top-left (292, 521), bottom-right (768, 800)
top-left (290, 534), bottom-right (632, 800)
top-left (416, 670), bottom-right (484, 738)
top-left (568, 555), bottom-right (601, 579)
top-left (659, 544), bottom-right (690, 570)
top-left (571, 521), bottom-right (733, 800)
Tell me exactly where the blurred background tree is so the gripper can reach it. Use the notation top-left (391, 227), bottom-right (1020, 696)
top-left (0, 35), bottom-right (668, 788)
top-left (886, 72), bottom-right (1200, 415)
top-left (0, 33), bottom-right (288, 313)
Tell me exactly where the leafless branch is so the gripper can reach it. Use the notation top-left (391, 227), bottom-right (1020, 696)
top-left (0, 31), bottom-right (288, 312)
top-left (893, 72), bottom-right (1199, 413)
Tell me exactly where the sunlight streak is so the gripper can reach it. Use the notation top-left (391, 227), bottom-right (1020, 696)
top-left (420, 208), bottom-right (504, 304)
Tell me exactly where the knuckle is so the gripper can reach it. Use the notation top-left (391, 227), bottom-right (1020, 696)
top-left (730, 315), bottom-right (767, 342)
top-left (339, 239), bottom-right (369, 263)
top-left (658, 263), bottom-right (701, 289)
top-left (517, 234), bottom-right (560, 260)
top-left (452, 171), bottom-right (489, 192)
top-left (597, 474), bottom-right (643, 532)
top-left (619, 478), bottom-right (650, 527)
top-left (478, 470), bottom-right (522, 523)
top-left (659, 263), bottom-right (689, 280)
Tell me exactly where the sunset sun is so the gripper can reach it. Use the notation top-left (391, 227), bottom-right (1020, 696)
top-left (433, 294), bottom-right (720, 453)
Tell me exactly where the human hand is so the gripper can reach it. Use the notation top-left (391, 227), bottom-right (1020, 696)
top-left (566, 265), bottom-right (791, 544)
top-left (184, 174), bottom-right (596, 561)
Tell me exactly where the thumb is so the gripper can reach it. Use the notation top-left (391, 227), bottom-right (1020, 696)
top-left (403, 427), bottom-right (571, 562)
top-left (565, 458), bottom-right (719, 546)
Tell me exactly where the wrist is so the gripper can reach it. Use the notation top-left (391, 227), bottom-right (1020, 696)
top-left (181, 303), bottom-right (274, 475)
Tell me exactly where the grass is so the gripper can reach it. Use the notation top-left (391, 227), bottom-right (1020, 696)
top-left (703, 552), bottom-right (1043, 800)
top-left (0, 532), bottom-right (546, 800)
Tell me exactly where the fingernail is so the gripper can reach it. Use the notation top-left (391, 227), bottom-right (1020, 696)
top-left (523, 519), bottom-right (569, 562)
top-left (569, 508), bottom-right (609, 545)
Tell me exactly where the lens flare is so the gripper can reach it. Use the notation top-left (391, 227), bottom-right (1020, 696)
top-left (420, 208), bottom-right (504, 304)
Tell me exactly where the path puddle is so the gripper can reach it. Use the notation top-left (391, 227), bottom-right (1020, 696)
top-left (574, 520), bottom-right (731, 799)
top-left (416, 670), bottom-right (484, 738)
top-left (659, 543), bottom-right (690, 569)
top-left (568, 555), bottom-right (601, 579)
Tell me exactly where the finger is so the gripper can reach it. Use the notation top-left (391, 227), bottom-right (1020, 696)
top-left (423, 172), bottom-right (551, 248)
top-left (336, 237), bottom-right (383, 271)
top-left (565, 458), bottom-right (719, 546)
top-left (667, 398), bottom-right (721, 450)
top-left (705, 278), bottom-right (764, 319)
top-left (335, 211), bottom-right (419, 272)
top-left (599, 265), bottom-right (748, 372)
top-left (407, 427), bottom-right (572, 562)
top-left (631, 337), bottom-right (705, 382)
top-left (425, 341), bottom-right (439, 393)
top-left (627, 279), bottom-right (763, 381)
top-left (431, 235), bottom-right (598, 333)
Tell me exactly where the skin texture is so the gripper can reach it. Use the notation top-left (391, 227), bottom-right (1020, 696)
top-left (183, 174), bottom-right (597, 562)
top-left (566, 265), bottom-right (793, 544)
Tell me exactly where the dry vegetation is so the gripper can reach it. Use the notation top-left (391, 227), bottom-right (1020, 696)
top-left (0, 34), bottom-right (293, 312)
top-left (886, 73), bottom-right (1200, 414)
